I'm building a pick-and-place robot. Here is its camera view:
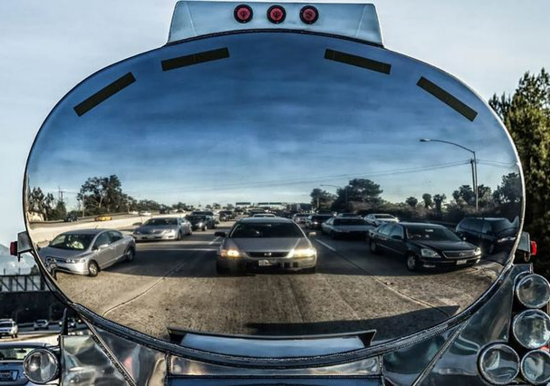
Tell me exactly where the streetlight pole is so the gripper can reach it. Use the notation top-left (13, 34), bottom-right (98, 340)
top-left (419, 139), bottom-right (478, 211)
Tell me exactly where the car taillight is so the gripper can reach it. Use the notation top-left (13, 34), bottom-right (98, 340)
top-left (267, 5), bottom-right (286, 24)
top-left (10, 241), bottom-right (17, 256)
top-left (234, 4), bottom-right (253, 23)
top-left (531, 241), bottom-right (538, 256)
top-left (300, 6), bottom-right (319, 24)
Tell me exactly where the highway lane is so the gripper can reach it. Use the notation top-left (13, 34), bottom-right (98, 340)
top-left (52, 221), bottom-right (500, 343)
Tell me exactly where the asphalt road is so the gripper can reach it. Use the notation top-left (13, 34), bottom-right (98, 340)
top-left (53, 221), bottom-right (501, 343)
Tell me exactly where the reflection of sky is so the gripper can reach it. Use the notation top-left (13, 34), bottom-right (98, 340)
top-left (28, 32), bottom-right (520, 209)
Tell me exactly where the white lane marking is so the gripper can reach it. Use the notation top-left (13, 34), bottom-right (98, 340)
top-left (314, 239), bottom-right (337, 252)
top-left (209, 236), bottom-right (221, 245)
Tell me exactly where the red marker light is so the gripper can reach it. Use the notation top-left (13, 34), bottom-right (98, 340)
top-left (267, 5), bottom-right (286, 24)
top-left (10, 241), bottom-right (17, 256)
top-left (234, 5), bottom-right (253, 24)
top-left (531, 240), bottom-right (538, 256)
top-left (300, 6), bottom-right (319, 24)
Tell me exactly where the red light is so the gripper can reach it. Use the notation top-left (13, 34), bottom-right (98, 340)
top-left (10, 241), bottom-right (17, 256)
top-left (531, 240), bottom-right (538, 256)
top-left (234, 5), bottom-right (253, 24)
top-left (267, 5), bottom-right (286, 24)
top-left (300, 6), bottom-right (319, 24)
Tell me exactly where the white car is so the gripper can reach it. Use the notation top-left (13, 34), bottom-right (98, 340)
top-left (0, 320), bottom-right (18, 339)
top-left (252, 213), bottom-right (276, 218)
top-left (138, 211), bottom-right (152, 216)
top-left (129, 211), bottom-right (139, 215)
top-left (33, 319), bottom-right (49, 331)
top-left (364, 213), bottom-right (399, 227)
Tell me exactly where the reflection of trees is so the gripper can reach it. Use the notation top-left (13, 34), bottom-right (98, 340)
top-left (405, 197), bottom-right (418, 208)
top-left (26, 187), bottom-right (67, 221)
top-left (310, 188), bottom-right (337, 210)
top-left (422, 193), bottom-right (433, 209)
top-left (329, 179), bottom-right (383, 211)
top-left (77, 175), bottom-right (132, 215)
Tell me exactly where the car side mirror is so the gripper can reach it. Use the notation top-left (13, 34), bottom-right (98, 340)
top-left (214, 232), bottom-right (226, 238)
top-left (94, 243), bottom-right (109, 251)
top-left (308, 232), bottom-right (317, 237)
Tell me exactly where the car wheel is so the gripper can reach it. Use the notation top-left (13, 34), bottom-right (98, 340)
top-left (203, 225), bottom-right (208, 231)
top-left (188, 229), bottom-right (193, 236)
top-left (88, 261), bottom-right (99, 277)
top-left (370, 241), bottom-right (379, 254)
top-left (125, 248), bottom-right (135, 262)
top-left (178, 231), bottom-right (183, 240)
top-left (331, 231), bottom-right (338, 240)
top-left (406, 254), bottom-right (419, 271)
top-left (216, 262), bottom-right (228, 275)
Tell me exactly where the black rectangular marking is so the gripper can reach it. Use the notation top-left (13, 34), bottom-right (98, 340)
top-left (74, 72), bottom-right (136, 117)
top-left (417, 77), bottom-right (478, 122)
top-left (161, 48), bottom-right (230, 71)
top-left (324, 49), bottom-right (391, 75)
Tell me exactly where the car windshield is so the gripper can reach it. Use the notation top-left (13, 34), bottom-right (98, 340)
top-left (49, 234), bottom-right (94, 250)
top-left (312, 216), bottom-right (331, 221)
top-left (0, 322), bottom-right (13, 328)
top-left (187, 216), bottom-right (205, 221)
top-left (491, 219), bottom-right (516, 233)
top-left (0, 347), bottom-right (36, 361)
top-left (144, 218), bottom-right (178, 226)
top-left (375, 214), bottom-right (394, 219)
top-left (231, 222), bottom-right (303, 238)
top-left (406, 226), bottom-right (461, 242)
top-left (334, 219), bottom-right (366, 226)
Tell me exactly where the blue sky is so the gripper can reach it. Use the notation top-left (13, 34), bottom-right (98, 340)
top-left (1, 0), bottom-right (549, 246)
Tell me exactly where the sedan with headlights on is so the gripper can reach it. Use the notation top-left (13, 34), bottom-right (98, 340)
top-left (133, 217), bottom-right (192, 241)
top-left (215, 217), bottom-right (317, 274)
top-left (369, 223), bottom-right (482, 271)
top-left (38, 229), bottom-right (136, 277)
top-left (321, 217), bottom-right (370, 239)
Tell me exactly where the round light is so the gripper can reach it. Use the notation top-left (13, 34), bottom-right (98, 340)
top-left (513, 310), bottom-right (550, 349)
top-left (234, 4), bottom-right (253, 24)
top-left (23, 349), bottom-right (59, 384)
top-left (267, 5), bottom-right (286, 24)
top-left (478, 344), bottom-right (520, 385)
top-left (521, 350), bottom-right (550, 385)
top-left (300, 6), bottom-right (319, 24)
top-left (516, 274), bottom-right (550, 309)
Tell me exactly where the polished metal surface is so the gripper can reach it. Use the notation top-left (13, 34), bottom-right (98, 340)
top-left (60, 335), bottom-right (129, 386)
top-left (416, 264), bottom-right (530, 385)
top-left (25, 21), bottom-right (523, 356)
top-left (168, 1), bottom-right (383, 46)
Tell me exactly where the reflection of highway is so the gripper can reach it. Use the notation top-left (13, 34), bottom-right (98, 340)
top-left (53, 221), bottom-right (501, 342)
top-left (29, 213), bottom-right (145, 228)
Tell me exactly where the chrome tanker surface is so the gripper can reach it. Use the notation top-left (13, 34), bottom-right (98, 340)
top-left (19, 1), bottom-right (536, 385)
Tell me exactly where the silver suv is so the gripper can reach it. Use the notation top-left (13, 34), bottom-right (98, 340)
top-left (0, 319), bottom-right (18, 339)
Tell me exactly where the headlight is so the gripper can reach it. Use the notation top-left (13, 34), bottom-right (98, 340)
top-left (197, 222), bottom-right (204, 226)
top-left (134, 230), bottom-right (142, 235)
top-left (23, 349), bottom-right (59, 384)
top-left (220, 249), bottom-right (241, 259)
top-left (478, 344), bottom-right (520, 385)
top-left (289, 248), bottom-right (316, 258)
top-left (513, 310), bottom-right (550, 349)
top-left (516, 274), bottom-right (550, 309)
top-left (521, 350), bottom-right (550, 385)
top-left (474, 247), bottom-right (482, 256)
top-left (420, 248), bottom-right (440, 258)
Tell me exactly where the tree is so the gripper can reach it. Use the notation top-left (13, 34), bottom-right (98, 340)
top-left (490, 69), bottom-right (550, 276)
top-left (493, 173), bottom-right (522, 205)
top-left (433, 194), bottom-right (447, 214)
top-left (347, 179), bottom-right (383, 204)
top-left (422, 193), bottom-right (433, 209)
top-left (405, 197), bottom-right (418, 208)
top-left (77, 175), bottom-right (131, 215)
top-left (310, 188), bottom-right (337, 209)
top-left (452, 185), bottom-right (475, 207)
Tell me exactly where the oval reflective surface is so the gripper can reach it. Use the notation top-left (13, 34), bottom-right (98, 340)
top-left (25, 31), bottom-right (523, 344)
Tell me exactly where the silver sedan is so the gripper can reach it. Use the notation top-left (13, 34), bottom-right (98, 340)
top-left (39, 229), bottom-right (136, 277)
top-left (133, 217), bottom-right (192, 241)
top-left (216, 217), bottom-right (317, 274)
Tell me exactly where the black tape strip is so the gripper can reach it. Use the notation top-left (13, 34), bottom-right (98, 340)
top-left (74, 73), bottom-right (136, 117)
top-left (324, 49), bottom-right (391, 75)
top-left (417, 77), bottom-right (478, 122)
top-left (161, 47), bottom-right (230, 71)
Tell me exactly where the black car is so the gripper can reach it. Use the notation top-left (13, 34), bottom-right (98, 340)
top-left (305, 214), bottom-right (333, 229)
top-left (218, 210), bottom-right (235, 221)
top-left (369, 223), bottom-right (482, 271)
top-left (455, 217), bottom-right (519, 255)
top-left (63, 213), bottom-right (78, 222)
top-left (186, 215), bottom-right (216, 231)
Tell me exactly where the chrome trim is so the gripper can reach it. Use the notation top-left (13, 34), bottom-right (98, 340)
top-left (520, 349), bottom-right (550, 385)
top-left (478, 343), bottom-right (520, 385)
top-left (515, 274), bottom-right (550, 309)
top-left (512, 309), bottom-right (550, 349)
